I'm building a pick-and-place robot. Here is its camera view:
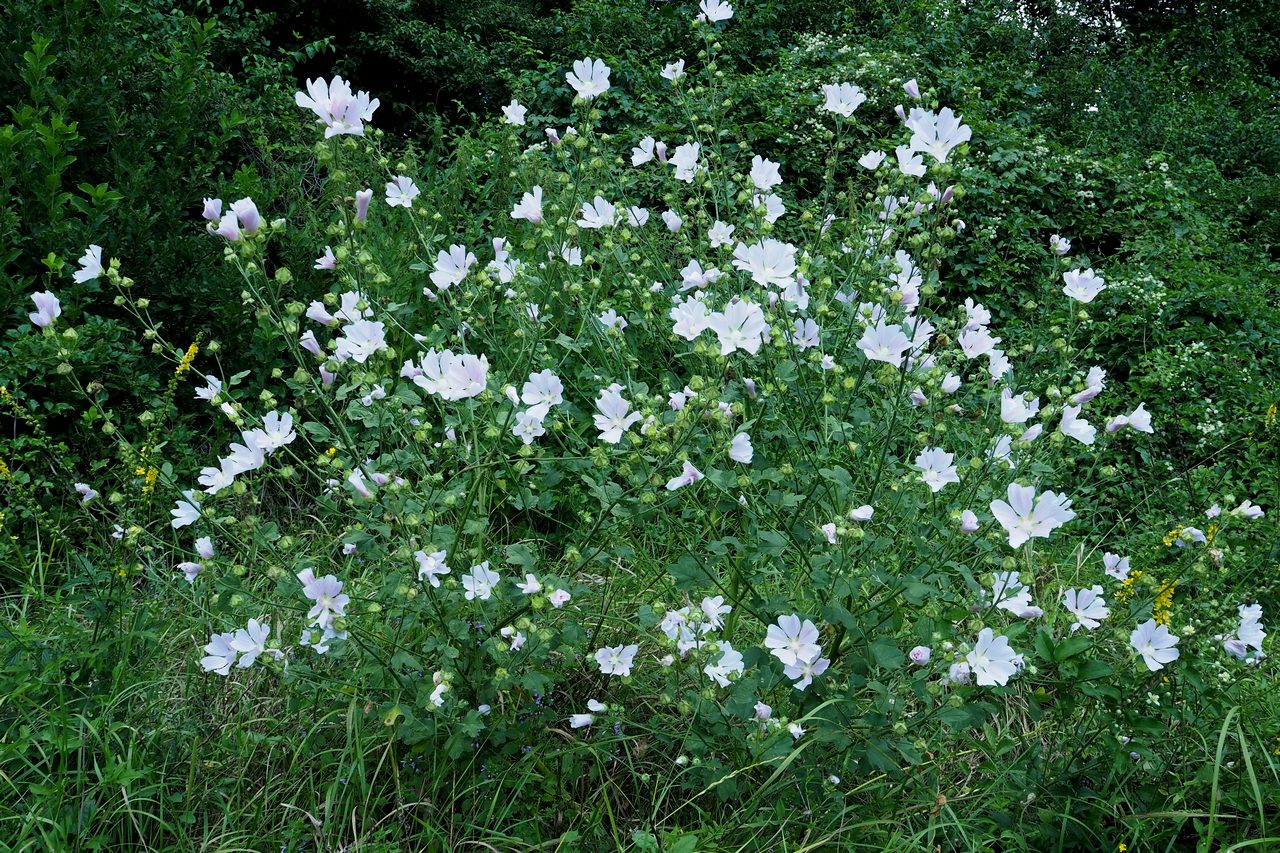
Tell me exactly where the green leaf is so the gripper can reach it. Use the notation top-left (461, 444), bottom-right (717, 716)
top-left (869, 639), bottom-right (904, 670)
top-left (1053, 636), bottom-right (1092, 662)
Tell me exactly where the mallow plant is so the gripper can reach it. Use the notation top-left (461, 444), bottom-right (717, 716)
top-left (14, 3), bottom-right (1274, 845)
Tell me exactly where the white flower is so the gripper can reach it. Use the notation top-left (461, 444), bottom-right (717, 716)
top-left (1103, 552), bottom-right (1131, 581)
top-left (415, 550), bottom-right (450, 587)
top-left (1231, 499), bottom-right (1265, 520)
top-left (549, 589), bottom-right (572, 608)
top-left (176, 561), bottom-right (203, 583)
top-left (1000, 389), bottom-right (1040, 424)
top-left (566, 57), bottom-right (611, 100)
top-left (598, 308), bottom-right (628, 330)
top-left (752, 192), bottom-right (786, 223)
top-left (896, 145), bottom-right (926, 178)
top-left (501, 99), bottom-right (527, 125)
top-left (1059, 404), bottom-right (1097, 445)
top-left (661, 60), bottom-right (685, 81)
top-left (171, 490), bottom-right (201, 529)
top-left (821, 82), bottom-right (867, 116)
top-left (662, 209), bottom-right (683, 231)
top-left (200, 631), bottom-right (238, 676)
top-left (297, 570), bottom-right (350, 631)
top-left (905, 107), bottom-right (972, 162)
top-left (594, 386), bottom-right (642, 444)
top-left (229, 618), bottom-right (275, 668)
top-left (990, 483), bottom-right (1076, 549)
top-left (29, 290), bottom-right (63, 328)
top-left (680, 259), bottom-right (720, 290)
top-left (74, 482), bottom-right (98, 503)
top-left (750, 155), bottom-right (783, 191)
top-left (966, 628), bottom-right (1020, 686)
top-left (198, 458), bottom-right (238, 495)
top-left (577, 196), bottom-right (617, 229)
top-left (858, 150), bottom-right (886, 170)
top-left (251, 411), bottom-right (296, 453)
top-left (849, 504), bottom-right (874, 522)
top-left (429, 244), bottom-right (477, 291)
top-left (732, 238), bottom-right (797, 288)
top-left (1049, 234), bottom-right (1072, 255)
top-left (698, 0), bottom-right (734, 22)
top-left (729, 432), bottom-right (754, 464)
top-left (764, 614), bottom-right (822, 667)
top-left (334, 319), bottom-right (388, 364)
top-left (412, 349), bottom-right (490, 400)
top-left (73, 245), bottom-right (105, 283)
top-left (385, 176), bottom-right (420, 208)
top-left (511, 186), bottom-right (544, 224)
top-left (990, 571), bottom-right (1037, 617)
top-left (858, 320), bottom-right (912, 368)
top-left (1063, 585), bottom-right (1110, 631)
top-left (670, 142), bottom-right (701, 183)
top-left (1130, 619), bottom-right (1180, 671)
top-left (665, 460), bottom-right (704, 491)
top-left (960, 327), bottom-right (1000, 360)
top-left (915, 447), bottom-right (959, 493)
top-left (295, 76), bottom-right (379, 137)
top-left (522, 369), bottom-right (563, 410)
top-left (1071, 365), bottom-right (1108, 404)
top-left (1062, 268), bottom-right (1106, 303)
top-left (708, 220), bottom-right (735, 247)
top-left (632, 136), bottom-right (659, 166)
top-left (705, 641), bottom-right (745, 687)
top-left (462, 561), bottom-right (500, 601)
top-left (595, 644), bottom-right (639, 676)
top-left (707, 298), bottom-right (768, 355)
top-left (784, 654), bottom-right (830, 691)
top-left (516, 573), bottom-right (542, 595)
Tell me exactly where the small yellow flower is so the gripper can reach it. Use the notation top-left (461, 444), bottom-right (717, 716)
top-left (176, 342), bottom-right (199, 375)
top-left (1153, 578), bottom-right (1177, 625)
top-left (1116, 569), bottom-right (1144, 602)
top-left (327, 447), bottom-right (338, 457)
top-left (0, 458), bottom-right (9, 478)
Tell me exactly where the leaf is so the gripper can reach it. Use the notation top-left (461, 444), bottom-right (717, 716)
top-left (1033, 628), bottom-right (1055, 662)
top-left (1053, 636), bottom-right (1092, 662)
top-left (869, 639), bottom-right (904, 670)
top-left (505, 542), bottom-right (537, 570)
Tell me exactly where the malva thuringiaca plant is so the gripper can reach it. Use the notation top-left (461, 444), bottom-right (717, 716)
top-left (11, 2), bottom-right (1274, 846)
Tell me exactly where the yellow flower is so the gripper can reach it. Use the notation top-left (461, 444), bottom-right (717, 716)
top-left (1153, 578), bottom-right (1177, 625)
top-left (176, 342), bottom-right (199, 375)
top-left (1116, 569), bottom-right (1144, 602)
top-left (0, 458), bottom-right (9, 478)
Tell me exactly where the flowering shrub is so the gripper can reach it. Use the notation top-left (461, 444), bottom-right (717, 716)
top-left (5, 5), bottom-right (1278, 849)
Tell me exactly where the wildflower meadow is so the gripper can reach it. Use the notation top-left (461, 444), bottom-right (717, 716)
top-left (2, 0), bottom-right (1278, 850)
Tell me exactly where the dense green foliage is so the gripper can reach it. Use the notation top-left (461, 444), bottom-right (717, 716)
top-left (1, 1), bottom-right (1277, 850)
